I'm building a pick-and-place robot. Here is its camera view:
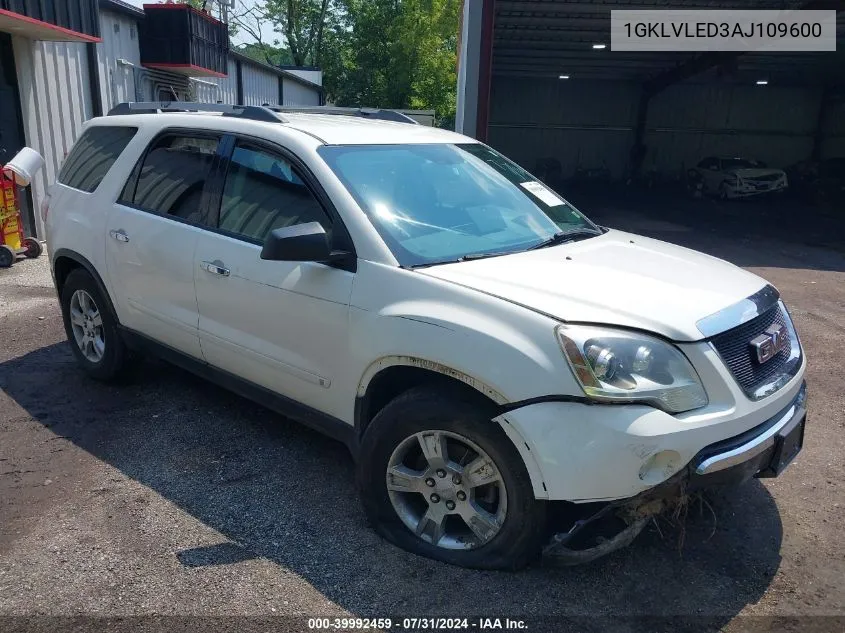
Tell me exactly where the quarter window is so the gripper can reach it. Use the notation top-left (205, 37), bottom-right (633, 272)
top-left (218, 143), bottom-right (330, 242)
top-left (58, 126), bottom-right (137, 192)
top-left (126, 134), bottom-right (219, 222)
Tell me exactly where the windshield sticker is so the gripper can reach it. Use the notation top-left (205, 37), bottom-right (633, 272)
top-left (520, 181), bottom-right (564, 207)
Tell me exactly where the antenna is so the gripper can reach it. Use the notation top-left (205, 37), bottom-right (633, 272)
top-left (210, 0), bottom-right (236, 22)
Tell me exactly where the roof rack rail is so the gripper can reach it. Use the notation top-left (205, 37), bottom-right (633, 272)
top-left (266, 105), bottom-right (420, 125)
top-left (107, 102), bottom-right (285, 123)
top-left (106, 102), bottom-right (421, 126)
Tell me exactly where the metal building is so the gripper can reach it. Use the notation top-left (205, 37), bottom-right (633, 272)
top-left (457, 0), bottom-right (844, 183)
top-left (0, 0), bottom-right (323, 238)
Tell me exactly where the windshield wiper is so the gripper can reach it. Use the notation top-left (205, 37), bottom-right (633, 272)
top-left (410, 251), bottom-right (512, 269)
top-left (528, 227), bottom-right (602, 250)
top-left (458, 252), bottom-right (509, 262)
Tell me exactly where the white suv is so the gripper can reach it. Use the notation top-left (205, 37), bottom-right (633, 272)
top-left (44, 103), bottom-right (807, 570)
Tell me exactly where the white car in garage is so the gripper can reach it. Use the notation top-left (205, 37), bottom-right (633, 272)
top-left (693, 157), bottom-right (788, 199)
top-left (44, 103), bottom-right (807, 570)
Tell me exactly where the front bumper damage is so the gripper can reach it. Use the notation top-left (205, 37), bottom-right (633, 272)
top-left (543, 382), bottom-right (807, 565)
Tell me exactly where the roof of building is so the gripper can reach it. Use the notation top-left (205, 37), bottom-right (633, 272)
top-left (98, 1), bottom-right (323, 92)
top-left (229, 50), bottom-right (323, 91)
top-left (100, 0), bottom-right (145, 18)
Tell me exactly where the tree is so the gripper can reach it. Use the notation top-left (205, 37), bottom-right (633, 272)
top-left (223, 0), bottom-right (461, 126)
top-left (255, 0), bottom-right (332, 67)
top-left (321, 0), bottom-right (459, 126)
top-left (236, 42), bottom-right (295, 66)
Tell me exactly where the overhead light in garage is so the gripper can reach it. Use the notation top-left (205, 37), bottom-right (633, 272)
top-left (592, 43), bottom-right (606, 50)
top-left (559, 75), bottom-right (570, 79)
top-left (756, 80), bottom-right (769, 85)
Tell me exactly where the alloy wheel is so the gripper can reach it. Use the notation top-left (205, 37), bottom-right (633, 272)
top-left (69, 289), bottom-right (105, 363)
top-left (385, 430), bottom-right (508, 550)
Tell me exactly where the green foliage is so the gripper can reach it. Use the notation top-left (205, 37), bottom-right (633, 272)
top-left (231, 0), bottom-right (460, 127)
top-left (322, 0), bottom-right (460, 127)
top-left (236, 42), bottom-right (295, 66)
top-left (260, 0), bottom-right (332, 67)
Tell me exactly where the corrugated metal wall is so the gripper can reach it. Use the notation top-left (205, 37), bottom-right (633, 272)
top-left (241, 63), bottom-right (278, 106)
top-left (488, 77), bottom-right (638, 178)
top-left (645, 83), bottom-right (820, 177)
top-left (821, 98), bottom-right (845, 159)
top-left (12, 36), bottom-right (93, 237)
top-left (283, 77), bottom-right (321, 106)
top-left (98, 9), bottom-right (140, 112)
top-left (488, 76), bottom-right (822, 180)
top-left (211, 57), bottom-right (239, 104)
top-left (190, 77), bottom-right (221, 103)
top-left (284, 68), bottom-right (323, 86)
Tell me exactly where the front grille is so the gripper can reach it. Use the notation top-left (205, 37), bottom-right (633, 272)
top-left (710, 304), bottom-right (795, 397)
top-left (747, 174), bottom-right (780, 183)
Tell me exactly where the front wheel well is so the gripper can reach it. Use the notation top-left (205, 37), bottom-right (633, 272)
top-left (355, 365), bottom-right (501, 440)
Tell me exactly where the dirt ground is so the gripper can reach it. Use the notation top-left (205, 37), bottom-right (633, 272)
top-left (0, 197), bottom-right (843, 632)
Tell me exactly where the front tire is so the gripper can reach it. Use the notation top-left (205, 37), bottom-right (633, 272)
top-left (357, 386), bottom-right (545, 570)
top-left (60, 269), bottom-right (130, 382)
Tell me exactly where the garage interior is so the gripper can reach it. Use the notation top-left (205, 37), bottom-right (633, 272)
top-left (468, 0), bottom-right (845, 251)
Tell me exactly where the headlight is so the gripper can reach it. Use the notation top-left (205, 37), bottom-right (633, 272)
top-left (555, 325), bottom-right (708, 413)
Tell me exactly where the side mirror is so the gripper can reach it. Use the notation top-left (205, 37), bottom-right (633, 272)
top-left (260, 221), bottom-right (331, 262)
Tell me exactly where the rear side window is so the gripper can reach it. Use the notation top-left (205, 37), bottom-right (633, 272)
top-left (58, 126), bottom-right (137, 192)
top-left (122, 134), bottom-right (219, 223)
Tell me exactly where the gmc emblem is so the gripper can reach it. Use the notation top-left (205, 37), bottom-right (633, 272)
top-left (750, 324), bottom-right (789, 364)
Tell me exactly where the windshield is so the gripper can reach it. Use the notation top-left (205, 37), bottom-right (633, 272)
top-left (318, 143), bottom-right (598, 267)
top-left (722, 158), bottom-right (765, 170)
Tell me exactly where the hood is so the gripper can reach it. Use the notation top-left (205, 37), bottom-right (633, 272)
top-left (417, 230), bottom-right (767, 341)
top-left (730, 168), bottom-right (785, 179)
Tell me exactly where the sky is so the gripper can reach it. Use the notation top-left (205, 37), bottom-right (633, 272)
top-left (122, 0), bottom-right (274, 47)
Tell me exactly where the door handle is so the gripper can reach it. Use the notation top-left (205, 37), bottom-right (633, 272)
top-left (201, 260), bottom-right (230, 277)
top-left (109, 229), bottom-right (130, 243)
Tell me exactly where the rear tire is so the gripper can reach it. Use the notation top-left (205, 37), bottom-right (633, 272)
top-left (60, 269), bottom-right (130, 382)
top-left (357, 386), bottom-right (545, 570)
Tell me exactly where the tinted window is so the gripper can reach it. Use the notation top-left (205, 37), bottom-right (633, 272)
top-left (218, 144), bottom-right (330, 242)
top-left (59, 126), bottom-right (137, 192)
top-left (721, 158), bottom-right (764, 170)
top-left (128, 135), bottom-right (219, 222)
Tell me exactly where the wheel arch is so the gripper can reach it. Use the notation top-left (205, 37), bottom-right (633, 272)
top-left (354, 356), bottom-right (508, 438)
top-left (52, 249), bottom-right (119, 322)
top-left (354, 356), bottom-right (549, 500)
